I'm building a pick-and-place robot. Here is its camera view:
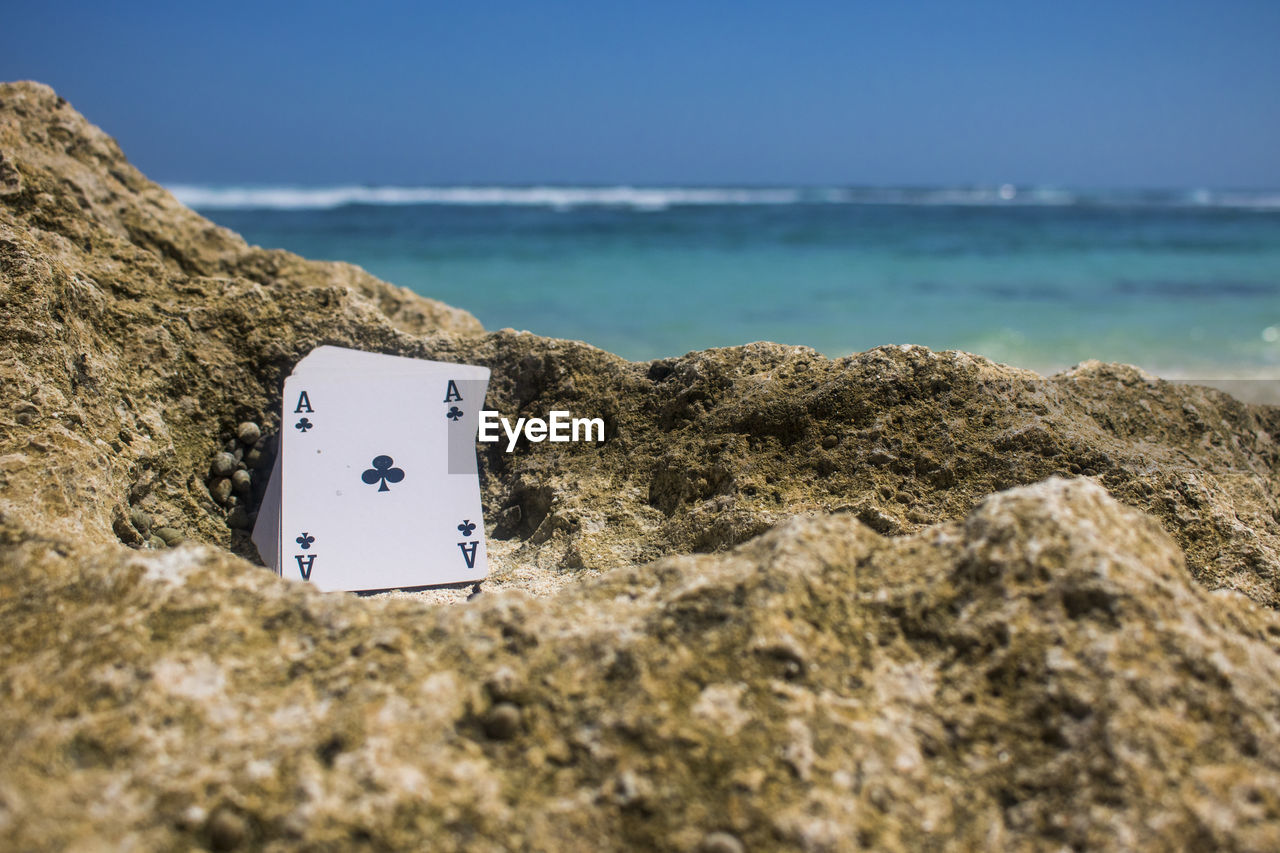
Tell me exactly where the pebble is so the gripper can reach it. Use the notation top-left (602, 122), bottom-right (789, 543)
top-left (210, 477), bottom-right (232, 505)
top-left (251, 436), bottom-right (272, 469)
top-left (231, 469), bottom-right (252, 494)
top-left (485, 666), bottom-right (522, 702)
top-left (155, 526), bottom-right (184, 546)
top-left (226, 506), bottom-right (251, 530)
top-left (206, 807), bottom-right (247, 851)
top-left (236, 421), bottom-right (261, 444)
top-left (112, 513), bottom-right (144, 546)
top-left (146, 534), bottom-right (166, 549)
top-left (698, 832), bottom-right (745, 853)
top-left (867, 449), bottom-right (896, 466)
top-left (210, 452), bottom-right (237, 477)
top-left (483, 702), bottom-right (522, 740)
top-left (821, 434), bottom-right (839, 449)
top-left (129, 506), bottom-right (152, 535)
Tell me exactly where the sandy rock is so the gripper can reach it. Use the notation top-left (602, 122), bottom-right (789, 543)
top-left (467, 339), bottom-right (1280, 606)
top-left (5, 479), bottom-right (1280, 849)
top-left (0, 80), bottom-right (481, 555)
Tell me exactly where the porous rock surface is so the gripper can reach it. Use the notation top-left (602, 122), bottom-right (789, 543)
top-left (3, 81), bottom-right (1280, 849)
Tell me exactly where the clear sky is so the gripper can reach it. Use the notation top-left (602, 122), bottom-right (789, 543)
top-left (3, 0), bottom-right (1278, 187)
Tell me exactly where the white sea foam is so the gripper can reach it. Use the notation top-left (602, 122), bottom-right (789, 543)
top-left (164, 183), bottom-right (1280, 212)
top-left (166, 184), bottom-right (802, 211)
top-left (1202, 191), bottom-right (1280, 210)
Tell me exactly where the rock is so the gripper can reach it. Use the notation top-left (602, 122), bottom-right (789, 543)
top-left (209, 478), bottom-right (232, 506)
top-left (236, 422), bottom-right (260, 445)
top-left (205, 808), bottom-right (247, 851)
top-left (111, 511), bottom-right (143, 546)
top-left (154, 526), bottom-right (184, 546)
top-left (225, 506), bottom-right (251, 530)
top-left (129, 506), bottom-right (152, 535)
top-left (699, 832), bottom-right (745, 853)
top-left (482, 702), bottom-right (522, 740)
top-left (210, 452), bottom-right (238, 478)
top-left (5, 478), bottom-right (1280, 849)
top-left (0, 81), bottom-right (481, 554)
top-left (4, 82), bottom-right (1280, 849)
top-left (484, 665), bottom-right (524, 703)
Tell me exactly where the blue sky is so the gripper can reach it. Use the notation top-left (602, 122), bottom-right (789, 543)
top-left (4, 0), bottom-right (1278, 187)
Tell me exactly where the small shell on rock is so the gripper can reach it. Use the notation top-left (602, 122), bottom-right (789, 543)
top-left (231, 469), bottom-right (252, 494)
top-left (483, 702), bottom-right (522, 740)
top-left (206, 807), bottom-right (248, 851)
top-left (210, 452), bottom-right (237, 477)
top-left (226, 506), bottom-right (251, 530)
top-left (155, 526), bottom-right (184, 546)
top-left (698, 832), bottom-right (745, 853)
top-left (146, 534), bottom-right (166, 549)
top-left (210, 477), bottom-right (233, 505)
top-left (129, 506), bottom-right (152, 534)
top-left (485, 666), bottom-right (524, 703)
top-left (236, 421), bottom-right (261, 444)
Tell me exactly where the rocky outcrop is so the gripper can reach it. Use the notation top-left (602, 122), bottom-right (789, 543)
top-left (3, 81), bottom-right (1280, 849)
top-left (470, 339), bottom-right (1280, 607)
top-left (6, 478), bottom-right (1280, 850)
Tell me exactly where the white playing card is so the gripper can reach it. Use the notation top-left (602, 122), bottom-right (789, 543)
top-left (277, 369), bottom-right (489, 592)
top-left (250, 346), bottom-right (492, 592)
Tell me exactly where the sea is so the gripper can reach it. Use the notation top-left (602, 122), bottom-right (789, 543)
top-left (172, 184), bottom-right (1280, 379)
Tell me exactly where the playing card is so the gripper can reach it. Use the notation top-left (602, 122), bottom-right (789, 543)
top-left (251, 346), bottom-right (491, 592)
top-left (276, 367), bottom-right (489, 592)
top-left (290, 347), bottom-right (492, 478)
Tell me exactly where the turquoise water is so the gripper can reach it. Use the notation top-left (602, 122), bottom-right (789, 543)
top-left (179, 186), bottom-right (1280, 375)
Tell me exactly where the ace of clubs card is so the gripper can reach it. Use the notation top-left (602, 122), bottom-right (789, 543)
top-left (269, 355), bottom-right (489, 592)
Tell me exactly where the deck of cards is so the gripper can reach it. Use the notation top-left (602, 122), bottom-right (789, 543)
top-left (251, 346), bottom-right (492, 592)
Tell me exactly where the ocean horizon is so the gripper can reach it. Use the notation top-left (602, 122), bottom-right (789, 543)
top-left (173, 183), bottom-right (1280, 379)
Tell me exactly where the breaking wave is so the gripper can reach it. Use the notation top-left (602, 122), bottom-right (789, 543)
top-left (166, 184), bottom-right (1280, 212)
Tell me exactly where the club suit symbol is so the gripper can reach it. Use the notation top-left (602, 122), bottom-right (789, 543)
top-left (457, 519), bottom-right (476, 536)
top-left (362, 455), bottom-right (405, 492)
top-left (296, 532), bottom-right (315, 549)
top-left (446, 406), bottom-right (464, 421)
top-left (295, 417), bottom-right (314, 432)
